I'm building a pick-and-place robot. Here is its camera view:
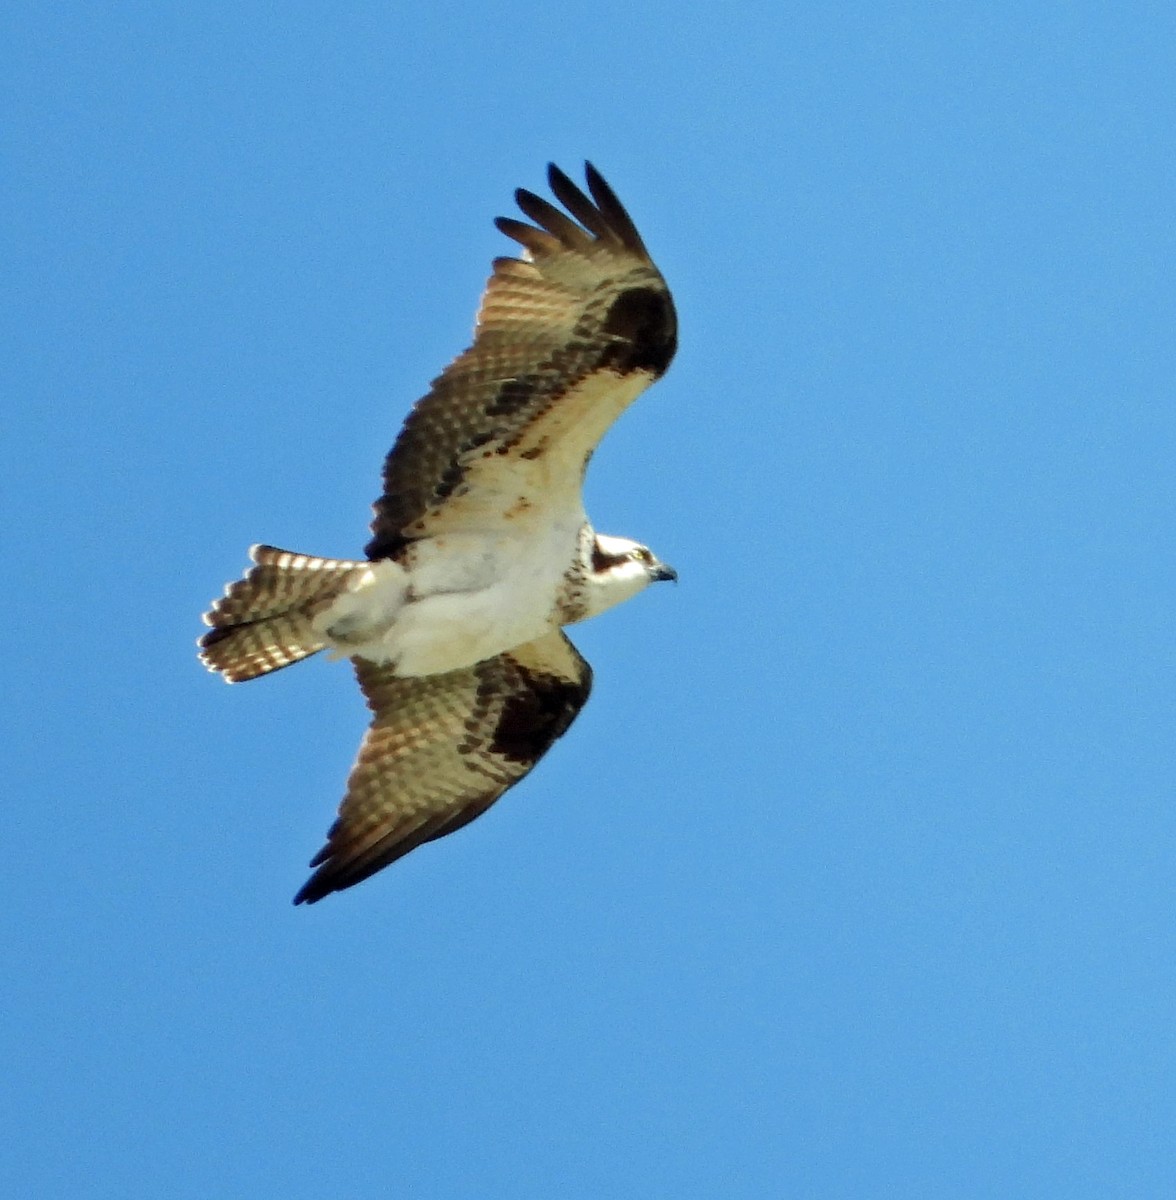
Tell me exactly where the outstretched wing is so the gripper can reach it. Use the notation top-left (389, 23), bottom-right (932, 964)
top-left (366, 162), bottom-right (677, 560)
top-left (293, 630), bottom-right (593, 904)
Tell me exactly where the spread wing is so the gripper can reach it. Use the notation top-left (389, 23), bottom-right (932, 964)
top-left (366, 162), bottom-right (677, 560)
top-left (293, 630), bottom-right (593, 904)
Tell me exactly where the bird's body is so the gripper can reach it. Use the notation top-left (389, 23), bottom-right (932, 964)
top-left (311, 524), bottom-right (577, 678)
top-left (200, 163), bottom-right (677, 903)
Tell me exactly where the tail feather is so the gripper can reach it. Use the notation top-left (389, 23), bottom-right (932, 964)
top-left (199, 545), bottom-right (366, 683)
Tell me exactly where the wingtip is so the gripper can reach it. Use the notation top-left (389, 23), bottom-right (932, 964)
top-left (292, 877), bottom-right (326, 905)
top-left (292, 843), bottom-right (337, 904)
top-left (546, 159), bottom-right (597, 177)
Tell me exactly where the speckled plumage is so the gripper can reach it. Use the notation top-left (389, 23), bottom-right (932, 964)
top-left (293, 631), bottom-right (591, 904)
top-left (199, 163), bottom-right (677, 903)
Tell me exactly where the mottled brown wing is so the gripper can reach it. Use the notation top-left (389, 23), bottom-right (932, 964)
top-left (293, 630), bottom-right (593, 904)
top-left (366, 162), bottom-right (677, 559)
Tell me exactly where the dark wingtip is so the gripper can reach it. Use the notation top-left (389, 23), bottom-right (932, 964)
top-left (583, 162), bottom-right (651, 259)
top-left (292, 878), bottom-right (326, 906)
top-left (542, 160), bottom-right (652, 260)
top-left (546, 161), bottom-right (572, 191)
top-left (197, 624), bottom-right (234, 650)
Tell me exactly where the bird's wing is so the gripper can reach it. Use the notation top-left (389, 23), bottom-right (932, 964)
top-left (293, 629), bottom-right (593, 903)
top-left (366, 162), bottom-right (677, 559)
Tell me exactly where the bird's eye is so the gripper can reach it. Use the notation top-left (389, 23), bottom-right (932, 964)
top-left (633, 548), bottom-right (653, 564)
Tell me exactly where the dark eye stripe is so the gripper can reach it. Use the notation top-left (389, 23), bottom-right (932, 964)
top-left (592, 541), bottom-right (631, 572)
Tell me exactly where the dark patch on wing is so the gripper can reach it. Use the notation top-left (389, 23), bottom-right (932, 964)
top-left (434, 460), bottom-right (466, 502)
top-left (486, 375), bottom-right (541, 418)
top-left (198, 624), bottom-right (235, 649)
top-left (365, 524), bottom-right (414, 561)
top-left (599, 287), bottom-right (678, 377)
top-left (485, 660), bottom-right (593, 765)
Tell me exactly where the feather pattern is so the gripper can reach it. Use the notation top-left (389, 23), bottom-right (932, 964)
top-left (366, 162), bottom-right (677, 559)
top-left (294, 630), bottom-right (591, 904)
top-left (199, 545), bottom-right (367, 682)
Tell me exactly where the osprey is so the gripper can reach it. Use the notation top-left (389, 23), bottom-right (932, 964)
top-left (199, 163), bottom-right (678, 904)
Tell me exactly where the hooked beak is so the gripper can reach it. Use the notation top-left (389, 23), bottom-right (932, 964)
top-left (651, 562), bottom-right (678, 584)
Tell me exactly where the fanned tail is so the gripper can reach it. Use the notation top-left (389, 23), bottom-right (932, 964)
top-left (199, 545), bottom-right (367, 683)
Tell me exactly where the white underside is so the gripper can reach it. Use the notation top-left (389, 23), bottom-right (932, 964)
top-left (311, 518), bottom-right (584, 676)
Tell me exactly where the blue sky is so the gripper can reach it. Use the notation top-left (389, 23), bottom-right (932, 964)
top-left (5, 2), bottom-right (1175, 1196)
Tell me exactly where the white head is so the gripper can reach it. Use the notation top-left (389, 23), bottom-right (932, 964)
top-left (581, 532), bottom-right (677, 618)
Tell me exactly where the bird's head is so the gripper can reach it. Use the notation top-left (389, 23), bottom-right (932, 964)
top-left (582, 532), bottom-right (677, 617)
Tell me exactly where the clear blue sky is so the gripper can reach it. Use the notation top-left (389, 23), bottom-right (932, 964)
top-left (5, 3), bottom-right (1174, 1196)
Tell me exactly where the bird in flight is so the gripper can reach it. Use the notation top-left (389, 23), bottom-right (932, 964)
top-left (199, 163), bottom-right (678, 904)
